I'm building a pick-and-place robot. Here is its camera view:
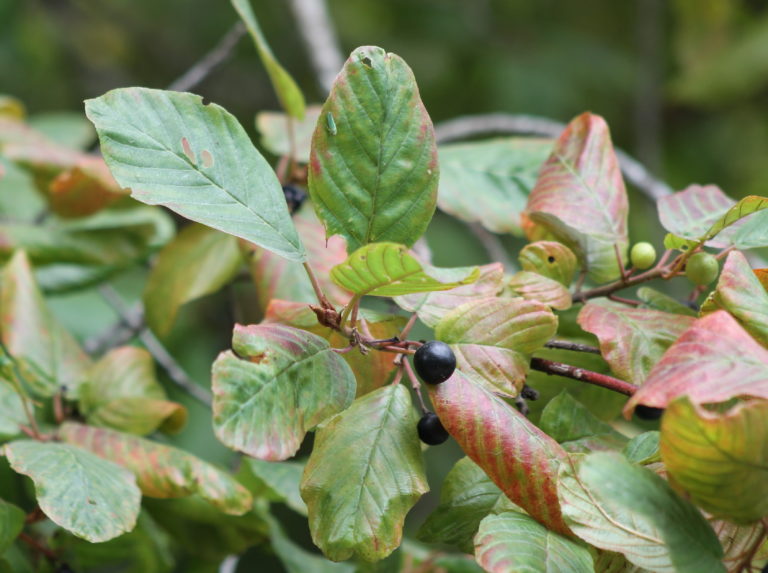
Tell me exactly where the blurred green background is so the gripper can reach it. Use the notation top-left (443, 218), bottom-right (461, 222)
top-left (3, 0), bottom-right (768, 569)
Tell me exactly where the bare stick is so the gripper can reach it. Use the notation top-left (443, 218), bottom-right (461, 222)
top-left (167, 22), bottom-right (247, 93)
top-left (98, 286), bottom-right (213, 407)
top-left (287, 0), bottom-right (344, 93)
top-left (303, 261), bottom-right (329, 307)
top-left (84, 302), bottom-right (143, 355)
top-left (530, 357), bottom-right (637, 396)
top-left (434, 113), bottom-right (673, 202)
top-left (403, 358), bottom-right (429, 413)
top-left (544, 340), bottom-right (601, 354)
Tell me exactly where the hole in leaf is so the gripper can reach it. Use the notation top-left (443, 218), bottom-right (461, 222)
top-left (547, 256), bottom-right (556, 263)
top-left (361, 56), bottom-right (372, 68)
top-left (201, 150), bottom-right (214, 168)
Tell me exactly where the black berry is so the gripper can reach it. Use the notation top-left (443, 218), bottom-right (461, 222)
top-left (282, 184), bottom-right (307, 214)
top-left (635, 404), bottom-right (664, 420)
top-left (520, 385), bottom-right (539, 401)
top-left (413, 341), bottom-right (456, 384)
top-left (417, 412), bottom-right (449, 445)
top-left (761, 563), bottom-right (768, 573)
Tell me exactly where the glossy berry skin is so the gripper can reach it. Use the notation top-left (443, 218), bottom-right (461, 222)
top-left (413, 341), bottom-right (456, 385)
top-left (685, 252), bottom-right (719, 286)
top-left (635, 404), bottom-right (665, 420)
top-left (417, 412), bottom-right (449, 445)
top-left (630, 242), bottom-right (657, 270)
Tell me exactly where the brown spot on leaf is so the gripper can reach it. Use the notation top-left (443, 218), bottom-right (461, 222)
top-left (201, 150), bottom-right (214, 168)
top-left (181, 137), bottom-right (196, 164)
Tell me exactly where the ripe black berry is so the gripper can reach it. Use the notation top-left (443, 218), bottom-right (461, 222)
top-left (282, 184), bottom-right (307, 214)
top-left (635, 404), bottom-right (664, 420)
top-left (413, 341), bottom-right (456, 384)
top-left (417, 412), bottom-right (449, 445)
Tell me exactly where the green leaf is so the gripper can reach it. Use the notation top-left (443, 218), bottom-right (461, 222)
top-left (28, 111), bottom-right (95, 150)
top-left (661, 396), bottom-right (768, 523)
top-left (0, 250), bottom-right (91, 397)
top-left (144, 224), bottom-right (242, 337)
top-left (243, 458), bottom-right (306, 515)
top-left (394, 262), bottom-right (504, 328)
top-left (0, 379), bottom-right (27, 440)
top-left (539, 391), bottom-right (628, 453)
top-left (558, 452), bottom-right (725, 572)
top-left (0, 500), bottom-right (24, 555)
top-left (524, 113), bottom-right (629, 283)
top-left (300, 384), bottom-right (428, 562)
top-left (416, 457), bottom-right (501, 553)
top-left (231, 0), bottom-right (306, 119)
top-left (428, 370), bottom-right (571, 536)
top-left (58, 422), bottom-right (252, 515)
top-left (256, 106), bottom-right (321, 163)
top-left (247, 203), bottom-right (351, 313)
top-left (85, 87), bottom-right (306, 262)
top-left (622, 431), bottom-right (660, 464)
top-left (436, 137), bottom-right (553, 235)
top-left (506, 271), bottom-right (572, 310)
top-left (330, 242), bottom-right (479, 298)
top-left (79, 347), bottom-right (187, 435)
top-left (636, 287), bottom-right (697, 316)
top-left (4, 440), bottom-right (141, 542)
top-left (474, 511), bottom-right (594, 573)
top-left (518, 240), bottom-right (578, 286)
top-left (578, 301), bottom-right (695, 385)
top-left (731, 210), bottom-right (768, 249)
top-left (212, 324), bottom-right (355, 460)
top-left (308, 46), bottom-right (439, 252)
top-left (435, 297), bottom-right (557, 397)
top-left (625, 311), bottom-right (768, 415)
top-left (701, 250), bottom-right (768, 347)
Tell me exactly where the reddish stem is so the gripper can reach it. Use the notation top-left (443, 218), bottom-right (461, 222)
top-left (19, 532), bottom-right (58, 562)
top-left (530, 357), bottom-right (637, 396)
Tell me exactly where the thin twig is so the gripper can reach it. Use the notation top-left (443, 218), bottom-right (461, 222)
top-left (530, 357), bottom-right (637, 396)
top-left (434, 113), bottom-right (673, 202)
top-left (544, 340), bottom-right (601, 354)
top-left (286, 0), bottom-right (344, 93)
top-left (83, 302), bottom-right (144, 355)
top-left (167, 22), bottom-right (247, 93)
top-left (98, 286), bottom-right (213, 407)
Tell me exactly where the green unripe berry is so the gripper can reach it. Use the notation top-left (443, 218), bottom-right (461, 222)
top-left (685, 252), bottom-right (719, 285)
top-left (630, 242), bottom-right (656, 270)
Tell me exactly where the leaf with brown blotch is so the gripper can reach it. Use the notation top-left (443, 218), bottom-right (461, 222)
top-left (624, 311), bottom-right (768, 416)
top-left (212, 324), bottom-right (356, 460)
top-left (246, 203), bottom-right (351, 313)
top-left (427, 369), bottom-right (572, 536)
top-left (394, 262), bottom-right (505, 327)
top-left (578, 301), bottom-right (695, 385)
top-left (661, 397), bottom-right (768, 523)
top-left (0, 250), bottom-right (91, 397)
top-left (701, 250), bottom-right (768, 348)
top-left (506, 271), bottom-right (572, 311)
top-left (263, 300), bottom-right (404, 397)
top-left (58, 422), bottom-right (252, 515)
top-left (524, 113), bottom-right (629, 284)
top-left (48, 156), bottom-right (127, 218)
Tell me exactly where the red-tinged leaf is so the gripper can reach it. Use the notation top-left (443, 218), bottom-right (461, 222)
top-left (211, 323), bottom-right (355, 460)
top-left (256, 106), bottom-right (322, 163)
top-left (710, 519), bottom-right (767, 573)
top-left (263, 300), bottom-right (404, 397)
top-left (578, 302), bottom-right (695, 385)
top-left (80, 346), bottom-right (186, 435)
top-left (435, 297), bottom-right (558, 397)
top-left (300, 384), bottom-right (428, 562)
top-left (506, 271), bottom-right (572, 311)
top-left (47, 156), bottom-right (127, 218)
top-left (246, 204), bottom-right (351, 312)
top-left (58, 422), bottom-right (253, 515)
top-left (394, 262), bottom-right (505, 327)
top-left (518, 241), bottom-right (578, 287)
top-left (661, 397), bottom-right (768, 523)
top-left (754, 268), bottom-right (768, 291)
top-left (657, 185), bottom-right (735, 248)
top-left (144, 224), bottom-right (243, 337)
top-left (524, 113), bottom-right (629, 283)
top-left (3, 138), bottom-right (82, 189)
top-left (0, 250), bottom-right (91, 397)
top-left (428, 370), bottom-right (572, 536)
top-left (701, 250), bottom-right (768, 347)
top-left (625, 311), bottom-right (768, 416)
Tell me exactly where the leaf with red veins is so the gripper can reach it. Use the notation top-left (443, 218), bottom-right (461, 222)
top-left (506, 271), bottom-right (572, 311)
top-left (394, 262), bottom-right (505, 327)
top-left (657, 185), bottom-right (735, 248)
top-left (578, 301), bottom-right (695, 386)
top-left (624, 311), bottom-right (768, 417)
top-left (524, 113), bottom-right (629, 284)
top-left (428, 370), bottom-right (572, 536)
